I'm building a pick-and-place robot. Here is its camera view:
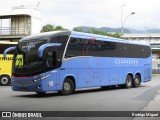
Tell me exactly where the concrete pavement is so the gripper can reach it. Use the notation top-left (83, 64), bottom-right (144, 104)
top-left (142, 89), bottom-right (160, 111)
top-left (1, 76), bottom-right (160, 120)
top-left (133, 84), bottom-right (160, 120)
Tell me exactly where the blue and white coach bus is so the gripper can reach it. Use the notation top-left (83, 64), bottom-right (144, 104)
top-left (4, 30), bottom-right (152, 95)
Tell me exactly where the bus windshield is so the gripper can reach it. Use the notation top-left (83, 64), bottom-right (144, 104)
top-left (12, 40), bottom-right (47, 76)
top-left (12, 35), bottom-right (69, 76)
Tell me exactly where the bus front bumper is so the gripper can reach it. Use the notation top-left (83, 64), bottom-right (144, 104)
top-left (11, 79), bottom-right (46, 92)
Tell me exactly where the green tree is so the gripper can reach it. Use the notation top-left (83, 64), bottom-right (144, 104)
top-left (112, 33), bottom-right (121, 38)
top-left (41, 24), bottom-right (66, 32)
top-left (40, 24), bottom-right (54, 32)
top-left (73, 27), bottom-right (122, 38)
top-left (54, 25), bottom-right (66, 31)
top-left (73, 28), bottom-right (85, 32)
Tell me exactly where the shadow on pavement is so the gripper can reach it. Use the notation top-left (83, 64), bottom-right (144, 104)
top-left (14, 85), bottom-right (148, 98)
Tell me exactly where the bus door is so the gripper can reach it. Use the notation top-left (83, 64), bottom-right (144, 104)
top-left (44, 49), bottom-right (59, 91)
top-left (38, 43), bottom-right (61, 91)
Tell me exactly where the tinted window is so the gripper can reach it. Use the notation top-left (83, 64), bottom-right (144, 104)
top-left (50, 35), bottom-right (69, 60)
top-left (50, 35), bottom-right (69, 45)
top-left (65, 37), bottom-right (151, 58)
top-left (46, 51), bottom-right (56, 68)
top-left (18, 41), bottom-right (46, 63)
top-left (115, 43), bottom-right (150, 58)
top-left (65, 38), bottom-right (85, 57)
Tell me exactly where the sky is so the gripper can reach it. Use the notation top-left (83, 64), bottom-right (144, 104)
top-left (0, 0), bottom-right (160, 30)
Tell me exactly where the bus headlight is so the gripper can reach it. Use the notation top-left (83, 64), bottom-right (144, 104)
top-left (33, 74), bottom-right (51, 82)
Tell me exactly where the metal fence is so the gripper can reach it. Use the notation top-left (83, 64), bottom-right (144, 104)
top-left (0, 27), bottom-right (30, 35)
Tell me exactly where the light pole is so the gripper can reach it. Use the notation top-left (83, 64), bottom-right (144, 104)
top-left (121, 4), bottom-right (125, 34)
top-left (121, 11), bottom-right (135, 34)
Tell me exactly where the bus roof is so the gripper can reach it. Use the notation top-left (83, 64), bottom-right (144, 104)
top-left (0, 41), bottom-right (17, 44)
top-left (71, 31), bottom-right (150, 46)
top-left (19, 30), bottom-right (150, 46)
top-left (20, 31), bottom-right (71, 41)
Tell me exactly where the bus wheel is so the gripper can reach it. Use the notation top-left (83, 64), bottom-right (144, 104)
top-left (125, 75), bottom-right (133, 88)
top-left (36, 92), bottom-right (46, 95)
top-left (133, 75), bottom-right (141, 87)
top-left (0, 75), bottom-right (11, 86)
top-left (59, 78), bottom-right (75, 95)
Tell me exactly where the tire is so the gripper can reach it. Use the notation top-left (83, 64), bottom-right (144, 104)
top-left (125, 75), bottom-right (133, 88)
top-left (133, 75), bottom-right (141, 87)
top-left (0, 75), bottom-right (11, 86)
top-left (36, 92), bottom-right (46, 95)
top-left (59, 78), bottom-right (75, 95)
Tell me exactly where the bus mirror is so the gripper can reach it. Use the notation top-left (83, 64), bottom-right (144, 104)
top-left (38, 43), bottom-right (61, 58)
top-left (3, 46), bottom-right (16, 59)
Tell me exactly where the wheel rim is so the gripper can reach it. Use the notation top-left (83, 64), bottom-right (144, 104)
top-left (135, 77), bottom-right (140, 85)
top-left (127, 78), bottom-right (131, 87)
top-left (64, 82), bottom-right (71, 91)
top-left (1, 77), bottom-right (9, 85)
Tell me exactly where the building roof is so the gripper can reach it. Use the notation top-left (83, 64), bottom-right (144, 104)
top-left (0, 35), bottom-right (26, 40)
top-left (0, 14), bottom-right (31, 19)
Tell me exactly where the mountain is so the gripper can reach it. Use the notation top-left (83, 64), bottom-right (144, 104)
top-left (100, 27), bottom-right (130, 33)
top-left (74, 26), bottom-right (160, 34)
top-left (73, 26), bottom-right (131, 33)
top-left (129, 28), bottom-right (160, 33)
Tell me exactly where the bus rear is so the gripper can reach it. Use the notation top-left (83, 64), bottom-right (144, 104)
top-left (0, 42), bottom-right (17, 85)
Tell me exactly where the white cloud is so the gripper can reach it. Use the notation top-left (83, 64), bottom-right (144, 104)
top-left (0, 0), bottom-right (160, 30)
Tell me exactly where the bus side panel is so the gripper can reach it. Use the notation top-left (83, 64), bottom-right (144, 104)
top-left (59, 68), bottom-right (78, 90)
top-left (107, 68), bottom-right (124, 85)
top-left (78, 69), bottom-right (93, 88)
top-left (45, 70), bottom-right (59, 91)
top-left (100, 68), bottom-right (109, 86)
top-left (143, 68), bottom-right (152, 82)
top-left (117, 68), bottom-right (124, 85)
top-left (61, 57), bottom-right (103, 89)
top-left (145, 57), bottom-right (152, 82)
top-left (79, 57), bottom-right (101, 88)
top-left (108, 68), bottom-right (119, 85)
top-left (142, 57), bottom-right (152, 82)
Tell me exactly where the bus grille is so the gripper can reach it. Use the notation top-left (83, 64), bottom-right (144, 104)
top-left (13, 80), bottom-right (34, 85)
